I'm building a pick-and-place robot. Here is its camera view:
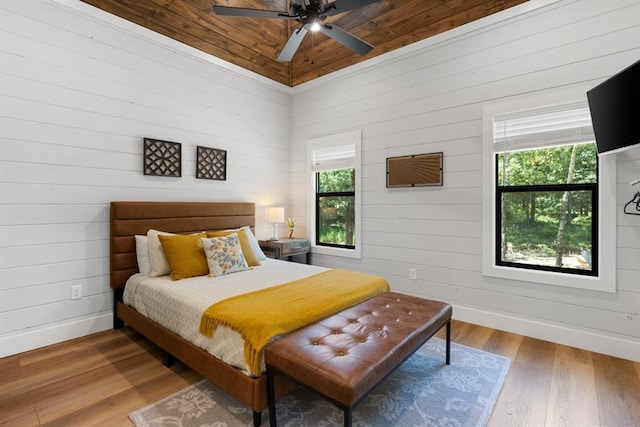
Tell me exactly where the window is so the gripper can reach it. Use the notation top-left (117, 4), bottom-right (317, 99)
top-left (497, 143), bottom-right (598, 276)
top-left (316, 168), bottom-right (355, 249)
top-left (309, 130), bottom-right (362, 258)
top-left (482, 89), bottom-right (616, 292)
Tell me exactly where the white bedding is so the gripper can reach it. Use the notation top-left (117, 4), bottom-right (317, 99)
top-left (123, 259), bottom-right (328, 376)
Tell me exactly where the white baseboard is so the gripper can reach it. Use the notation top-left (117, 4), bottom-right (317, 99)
top-left (453, 304), bottom-right (640, 363)
top-left (3, 306), bottom-right (638, 363)
top-left (0, 313), bottom-right (113, 358)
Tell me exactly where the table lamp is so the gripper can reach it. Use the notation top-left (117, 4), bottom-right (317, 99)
top-left (267, 207), bottom-right (285, 240)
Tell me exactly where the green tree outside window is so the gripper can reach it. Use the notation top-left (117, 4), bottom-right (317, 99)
top-left (496, 143), bottom-right (597, 274)
top-left (316, 168), bottom-right (355, 248)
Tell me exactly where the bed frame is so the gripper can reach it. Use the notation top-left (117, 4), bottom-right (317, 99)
top-left (110, 201), bottom-right (294, 426)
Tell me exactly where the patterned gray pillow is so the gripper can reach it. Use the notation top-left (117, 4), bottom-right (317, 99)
top-left (200, 235), bottom-right (249, 277)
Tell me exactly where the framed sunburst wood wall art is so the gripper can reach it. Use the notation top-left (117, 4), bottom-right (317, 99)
top-left (386, 152), bottom-right (443, 188)
top-left (143, 138), bottom-right (182, 177)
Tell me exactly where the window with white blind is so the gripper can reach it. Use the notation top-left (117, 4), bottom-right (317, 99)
top-left (309, 130), bottom-right (362, 258)
top-left (482, 90), bottom-right (616, 292)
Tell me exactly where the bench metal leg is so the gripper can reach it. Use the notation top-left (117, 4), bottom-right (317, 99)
top-left (253, 410), bottom-right (261, 427)
top-left (445, 321), bottom-right (451, 365)
top-left (344, 406), bottom-right (352, 427)
top-left (267, 368), bottom-right (277, 427)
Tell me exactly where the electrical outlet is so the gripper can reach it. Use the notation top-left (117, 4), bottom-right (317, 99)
top-left (71, 284), bottom-right (82, 300)
top-left (409, 268), bottom-right (417, 280)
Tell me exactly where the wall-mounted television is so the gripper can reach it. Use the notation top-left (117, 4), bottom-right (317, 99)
top-left (587, 59), bottom-right (640, 155)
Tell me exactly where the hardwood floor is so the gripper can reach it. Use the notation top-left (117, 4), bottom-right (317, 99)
top-left (1, 321), bottom-right (639, 426)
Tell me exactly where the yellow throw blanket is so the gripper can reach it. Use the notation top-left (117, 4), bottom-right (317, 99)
top-left (199, 269), bottom-right (390, 376)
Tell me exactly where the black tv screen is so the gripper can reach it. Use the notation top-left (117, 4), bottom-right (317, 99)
top-left (587, 59), bottom-right (640, 155)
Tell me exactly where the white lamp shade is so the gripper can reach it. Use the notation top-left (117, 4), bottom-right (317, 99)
top-left (267, 207), bottom-right (285, 223)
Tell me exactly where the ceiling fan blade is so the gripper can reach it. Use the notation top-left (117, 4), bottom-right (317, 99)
top-left (212, 6), bottom-right (296, 20)
top-left (325, 0), bottom-right (382, 16)
top-left (277, 26), bottom-right (309, 62)
top-left (317, 24), bottom-right (373, 56)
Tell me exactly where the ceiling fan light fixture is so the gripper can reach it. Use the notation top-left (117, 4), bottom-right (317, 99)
top-left (213, 0), bottom-right (382, 61)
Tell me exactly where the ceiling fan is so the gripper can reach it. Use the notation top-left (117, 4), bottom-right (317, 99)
top-left (212, 0), bottom-right (382, 62)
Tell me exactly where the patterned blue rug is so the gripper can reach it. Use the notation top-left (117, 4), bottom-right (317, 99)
top-left (130, 338), bottom-right (511, 426)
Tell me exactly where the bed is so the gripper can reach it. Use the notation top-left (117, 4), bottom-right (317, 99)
top-left (110, 201), bottom-right (388, 426)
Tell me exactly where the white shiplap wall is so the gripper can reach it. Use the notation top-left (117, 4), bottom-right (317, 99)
top-left (290, 0), bottom-right (640, 361)
top-left (1, 0), bottom-right (639, 362)
top-left (0, 0), bottom-right (291, 356)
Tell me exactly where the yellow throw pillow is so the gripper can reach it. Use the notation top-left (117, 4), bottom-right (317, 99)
top-left (158, 232), bottom-right (208, 280)
top-left (206, 228), bottom-right (261, 266)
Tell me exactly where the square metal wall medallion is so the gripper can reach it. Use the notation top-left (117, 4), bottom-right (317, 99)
top-left (196, 146), bottom-right (227, 180)
top-left (143, 138), bottom-right (182, 177)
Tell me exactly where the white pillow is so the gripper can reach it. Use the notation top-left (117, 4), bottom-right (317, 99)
top-left (134, 235), bottom-right (151, 275)
top-left (147, 229), bottom-right (175, 276)
top-left (240, 226), bottom-right (267, 261)
top-left (201, 235), bottom-right (249, 277)
top-left (218, 226), bottom-right (267, 261)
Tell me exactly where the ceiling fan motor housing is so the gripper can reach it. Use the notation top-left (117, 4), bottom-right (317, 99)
top-left (290, 2), bottom-right (304, 16)
top-left (290, 0), bottom-right (330, 16)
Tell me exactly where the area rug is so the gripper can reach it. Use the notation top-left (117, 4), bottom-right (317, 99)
top-left (129, 338), bottom-right (510, 427)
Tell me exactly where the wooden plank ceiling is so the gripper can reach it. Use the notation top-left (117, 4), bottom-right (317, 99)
top-left (80, 0), bottom-right (527, 87)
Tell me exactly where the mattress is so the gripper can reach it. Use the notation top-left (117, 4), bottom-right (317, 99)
top-left (123, 259), bottom-right (328, 376)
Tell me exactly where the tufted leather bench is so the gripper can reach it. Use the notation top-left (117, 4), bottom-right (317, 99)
top-left (265, 291), bottom-right (452, 427)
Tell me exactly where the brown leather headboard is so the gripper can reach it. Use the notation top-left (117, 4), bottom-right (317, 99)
top-left (110, 201), bottom-right (255, 289)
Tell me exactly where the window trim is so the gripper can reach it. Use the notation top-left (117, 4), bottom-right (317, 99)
top-left (308, 130), bottom-right (362, 259)
top-left (482, 88), bottom-right (616, 293)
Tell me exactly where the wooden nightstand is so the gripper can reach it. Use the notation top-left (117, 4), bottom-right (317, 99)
top-left (259, 238), bottom-right (311, 264)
